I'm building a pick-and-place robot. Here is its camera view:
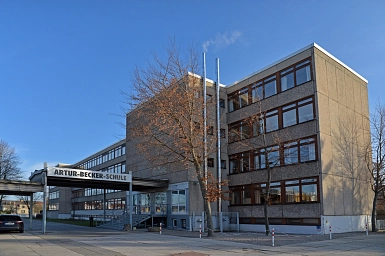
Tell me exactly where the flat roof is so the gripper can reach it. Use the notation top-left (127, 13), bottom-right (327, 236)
top-left (228, 43), bottom-right (368, 87)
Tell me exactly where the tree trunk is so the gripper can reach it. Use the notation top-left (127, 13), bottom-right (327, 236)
top-left (372, 190), bottom-right (378, 232)
top-left (263, 201), bottom-right (270, 236)
top-left (204, 199), bottom-right (214, 237)
top-left (196, 167), bottom-right (215, 237)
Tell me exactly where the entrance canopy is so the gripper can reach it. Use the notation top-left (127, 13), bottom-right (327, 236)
top-left (29, 167), bottom-right (168, 191)
top-left (0, 179), bottom-right (44, 196)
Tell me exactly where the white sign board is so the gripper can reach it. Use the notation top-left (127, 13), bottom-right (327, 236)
top-left (47, 167), bottom-right (132, 183)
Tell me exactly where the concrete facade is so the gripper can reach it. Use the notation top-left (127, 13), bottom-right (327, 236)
top-left (225, 43), bottom-right (372, 234)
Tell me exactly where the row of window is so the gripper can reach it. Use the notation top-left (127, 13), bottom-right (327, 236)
top-left (72, 199), bottom-right (126, 210)
top-left (230, 177), bottom-right (319, 206)
top-left (83, 188), bottom-right (121, 197)
top-left (100, 162), bottom-right (126, 174)
top-left (228, 58), bottom-right (312, 112)
top-left (48, 203), bottom-right (59, 210)
top-left (229, 136), bottom-right (317, 174)
top-left (77, 144), bottom-right (126, 170)
top-left (228, 96), bottom-right (315, 143)
top-left (240, 217), bottom-right (320, 226)
top-left (132, 190), bottom-right (187, 214)
top-left (49, 191), bottom-right (59, 200)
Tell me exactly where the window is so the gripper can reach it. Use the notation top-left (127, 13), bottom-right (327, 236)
top-left (140, 194), bottom-right (151, 213)
top-left (284, 141), bottom-right (299, 165)
top-left (264, 75), bottom-right (277, 98)
top-left (254, 149), bottom-right (266, 170)
top-left (265, 110), bottom-right (279, 132)
top-left (295, 60), bottom-right (311, 85)
top-left (229, 157), bottom-right (239, 174)
top-left (240, 122), bottom-right (250, 140)
top-left (49, 191), bottom-right (59, 200)
top-left (267, 146), bottom-right (280, 167)
top-left (155, 192), bottom-right (167, 213)
top-left (207, 126), bottom-right (214, 135)
top-left (229, 153), bottom-right (250, 174)
top-left (172, 190), bottom-right (186, 213)
top-left (298, 98), bottom-right (314, 122)
top-left (240, 153), bottom-right (250, 172)
top-left (282, 104), bottom-right (297, 128)
top-left (221, 160), bottom-right (226, 169)
top-left (239, 88), bottom-right (249, 108)
top-left (300, 138), bottom-right (316, 162)
top-left (207, 158), bottom-right (214, 167)
top-left (220, 128), bottom-right (226, 138)
top-left (252, 81), bottom-right (263, 103)
top-left (242, 185), bottom-right (252, 204)
top-left (281, 68), bottom-right (294, 92)
top-left (228, 88), bottom-right (249, 112)
top-left (219, 99), bottom-right (225, 108)
top-left (285, 178), bottom-right (318, 203)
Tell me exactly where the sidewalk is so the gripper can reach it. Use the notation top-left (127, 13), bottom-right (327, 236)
top-left (1, 220), bottom-right (384, 256)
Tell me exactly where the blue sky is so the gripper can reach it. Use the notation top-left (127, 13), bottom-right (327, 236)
top-left (1, 1), bottom-right (384, 179)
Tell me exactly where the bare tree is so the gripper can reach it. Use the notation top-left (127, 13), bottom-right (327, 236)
top-left (365, 104), bottom-right (385, 231)
top-left (124, 41), bottom-right (222, 237)
top-left (0, 139), bottom-right (23, 205)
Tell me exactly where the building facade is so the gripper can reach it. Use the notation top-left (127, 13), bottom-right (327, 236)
top-left (226, 43), bottom-right (372, 234)
top-left (47, 139), bottom-right (127, 219)
top-left (48, 43), bottom-right (372, 234)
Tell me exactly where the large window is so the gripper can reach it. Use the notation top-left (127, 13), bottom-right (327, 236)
top-left (172, 190), bottom-right (186, 213)
top-left (229, 153), bottom-right (250, 174)
top-left (282, 97), bottom-right (314, 128)
top-left (228, 58), bottom-right (312, 113)
top-left (155, 192), bottom-right (167, 213)
top-left (285, 178), bottom-right (318, 203)
top-left (228, 88), bottom-right (249, 112)
top-left (140, 194), bottom-right (151, 213)
top-left (230, 177), bottom-right (318, 206)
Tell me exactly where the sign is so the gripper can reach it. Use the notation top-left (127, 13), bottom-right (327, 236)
top-left (47, 167), bottom-right (132, 183)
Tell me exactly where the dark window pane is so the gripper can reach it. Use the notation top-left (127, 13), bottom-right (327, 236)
top-left (283, 109), bottom-right (297, 127)
top-left (281, 72), bottom-right (294, 91)
top-left (286, 186), bottom-right (300, 203)
top-left (296, 65), bottom-right (311, 85)
top-left (302, 184), bottom-right (317, 202)
top-left (298, 103), bottom-right (314, 123)
top-left (265, 80), bottom-right (277, 98)
top-left (266, 115), bottom-right (278, 132)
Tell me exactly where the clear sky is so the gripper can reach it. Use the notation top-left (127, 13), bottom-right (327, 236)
top-left (1, 1), bottom-right (384, 179)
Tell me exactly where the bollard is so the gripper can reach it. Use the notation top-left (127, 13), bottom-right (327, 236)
top-left (366, 222), bottom-right (368, 236)
top-left (329, 225), bottom-right (332, 240)
top-left (160, 223), bottom-right (162, 235)
top-left (272, 228), bottom-right (275, 247)
top-left (199, 224), bottom-right (202, 238)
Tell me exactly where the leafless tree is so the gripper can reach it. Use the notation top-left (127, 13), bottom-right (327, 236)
top-left (365, 104), bottom-right (385, 231)
top-left (123, 41), bottom-right (222, 237)
top-left (0, 139), bottom-right (23, 205)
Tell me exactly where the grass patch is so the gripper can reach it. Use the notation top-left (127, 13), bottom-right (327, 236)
top-left (47, 218), bottom-right (92, 227)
